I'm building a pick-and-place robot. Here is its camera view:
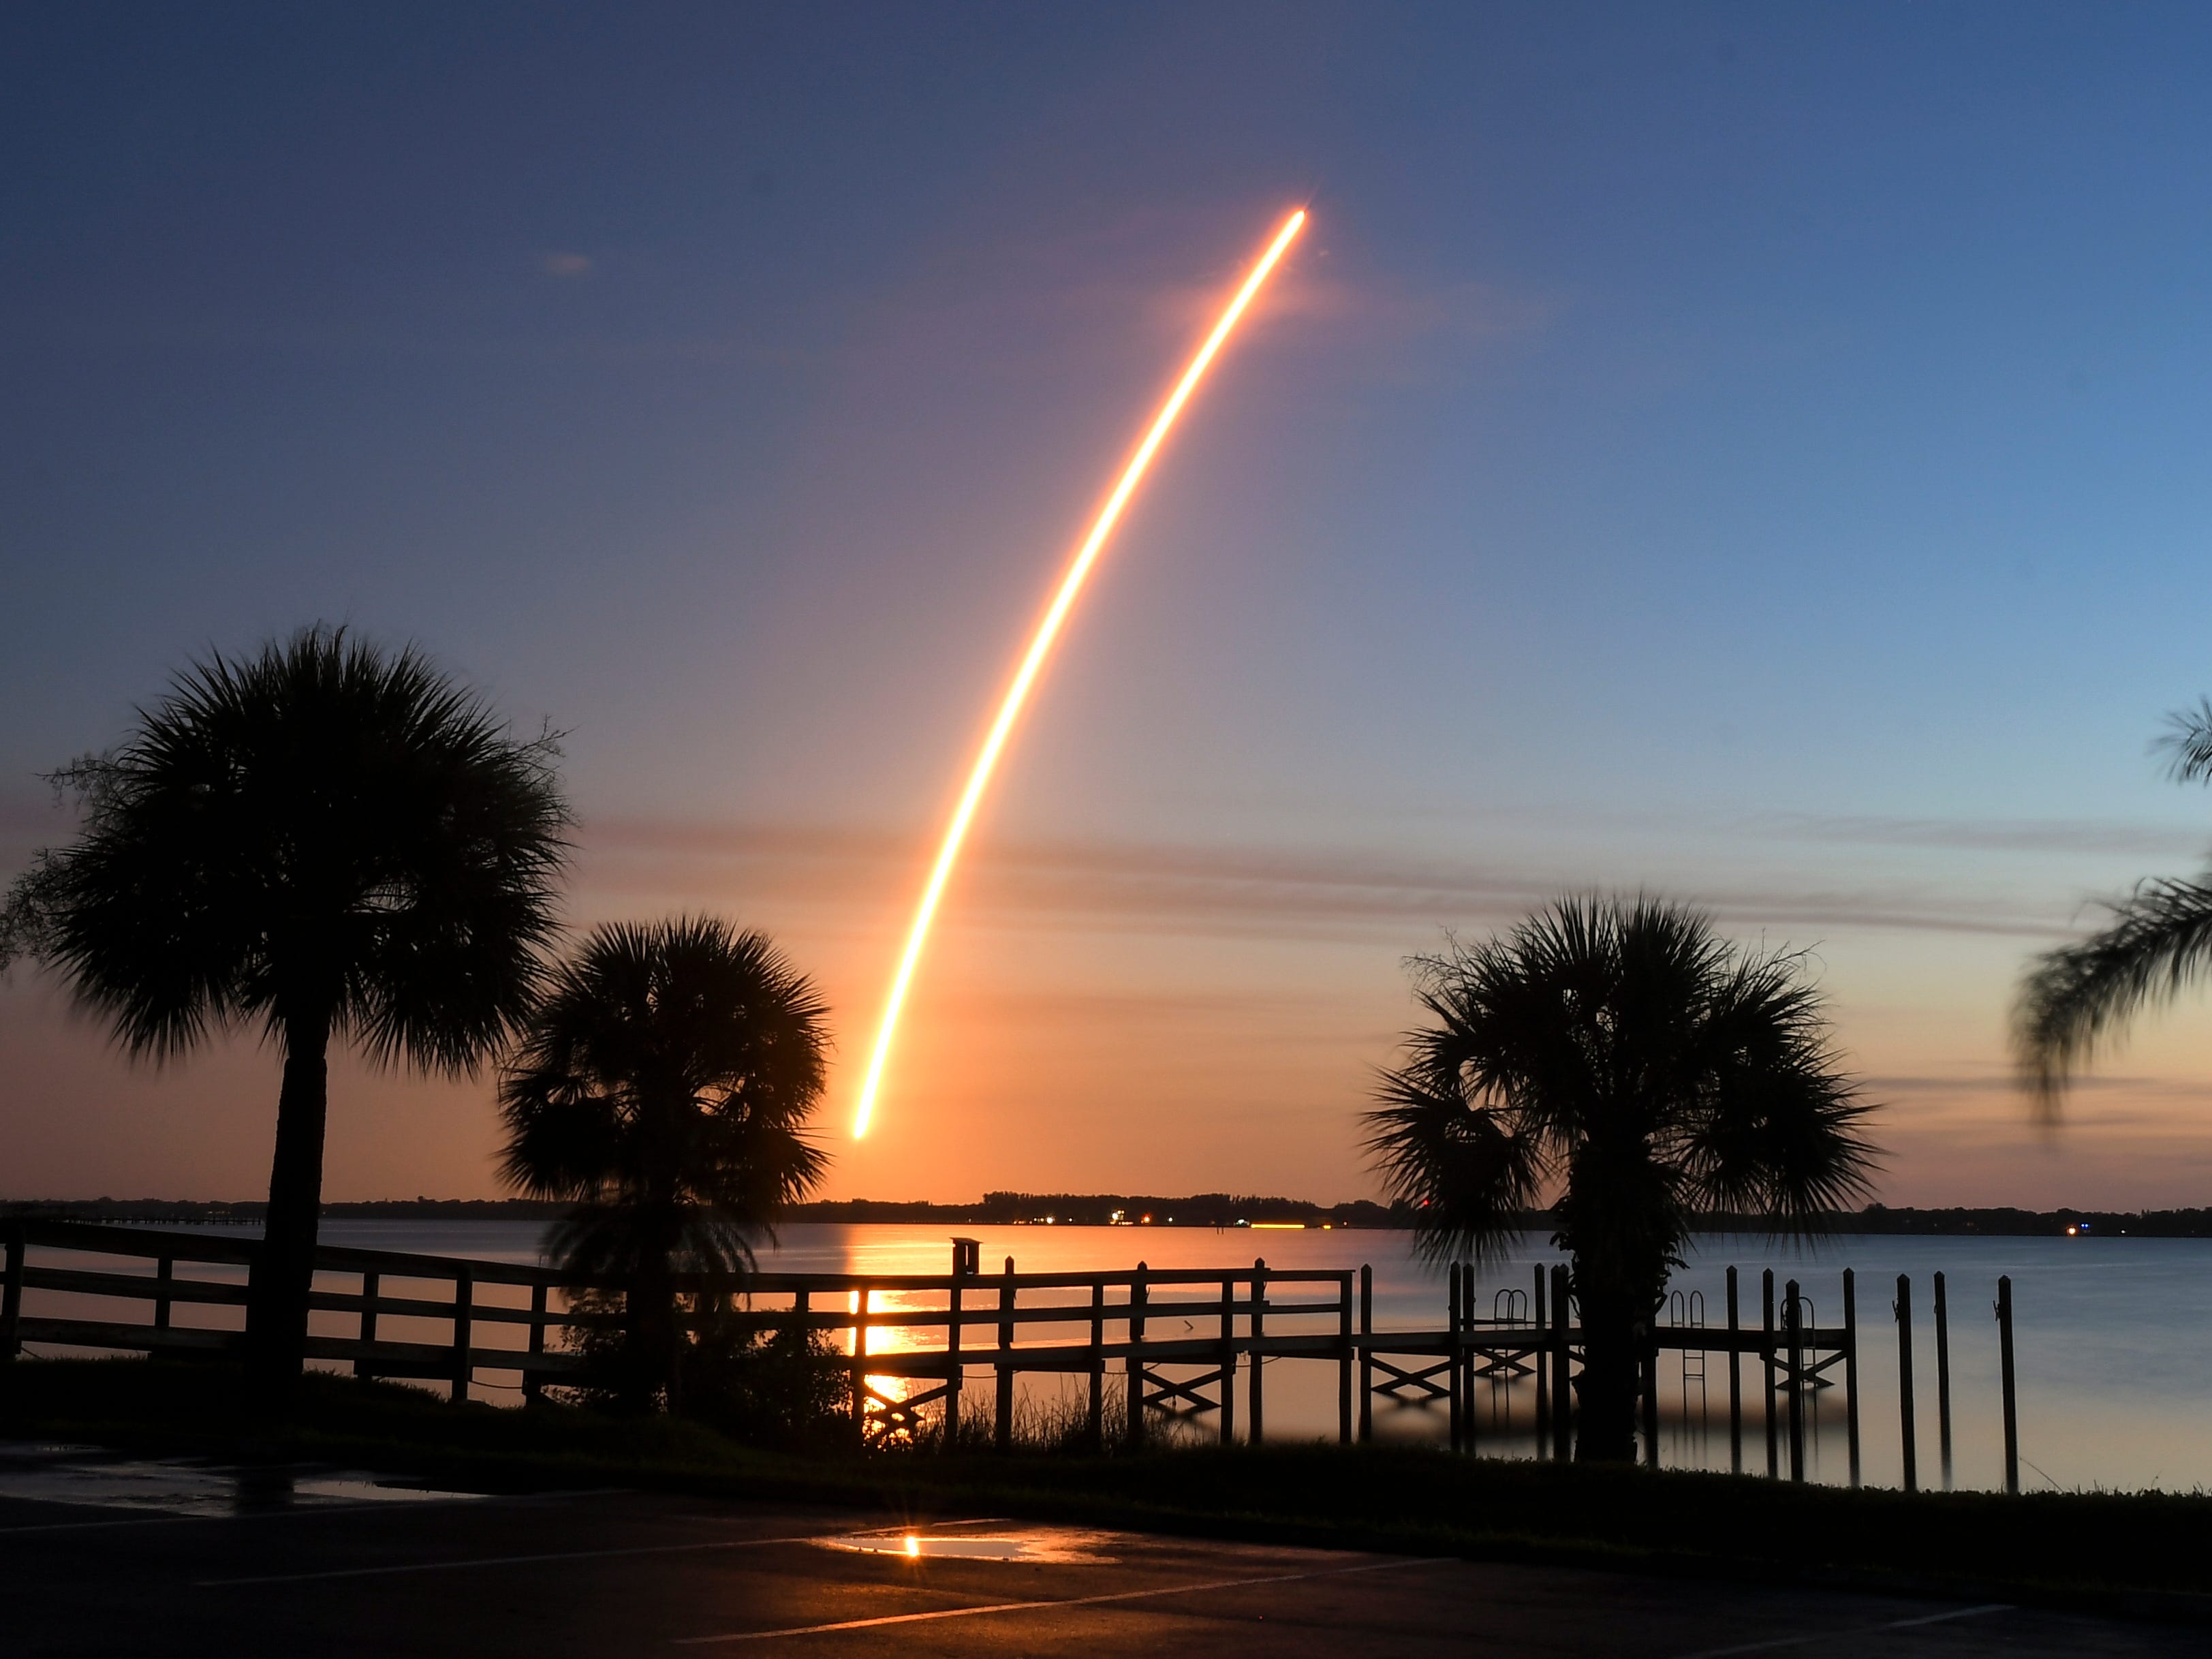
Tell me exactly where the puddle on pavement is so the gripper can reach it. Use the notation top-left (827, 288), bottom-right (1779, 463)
top-left (821, 1523), bottom-right (1117, 1564)
top-left (0, 1442), bottom-right (482, 1518)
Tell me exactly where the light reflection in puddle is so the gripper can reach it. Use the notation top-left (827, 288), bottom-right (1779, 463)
top-left (0, 1444), bottom-right (481, 1517)
top-left (822, 1523), bottom-right (1116, 1564)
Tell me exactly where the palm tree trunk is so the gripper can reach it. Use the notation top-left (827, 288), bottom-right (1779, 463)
top-left (245, 1008), bottom-right (331, 1402)
top-left (1572, 1278), bottom-right (1644, 1461)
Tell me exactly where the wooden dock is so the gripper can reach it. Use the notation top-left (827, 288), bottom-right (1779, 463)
top-left (3, 1218), bottom-right (1997, 1484)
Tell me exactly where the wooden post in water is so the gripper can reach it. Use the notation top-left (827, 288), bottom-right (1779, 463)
top-left (1088, 1281), bottom-right (1106, 1452)
top-left (1, 1221), bottom-right (24, 1362)
top-left (1218, 1275), bottom-right (1237, 1446)
top-left (1784, 1278), bottom-right (1805, 1483)
top-left (1533, 1265), bottom-right (1550, 1455)
top-left (1842, 1268), bottom-right (1860, 1489)
top-left (1761, 1269), bottom-right (1778, 1478)
top-left (451, 1266), bottom-right (473, 1405)
top-left (1358, 1265), bottom-right (1374, 1444)
top-left (995, 1258), bottom-right (1015, 1453)
top-left (1549, 1263), bottom-right (1572, 1460)
top-left (524, 1281), bottom-right (547, 1404)
top-left (1447, 1262), bottom-right (1463, 1453)
top-left (1125, 1263), bottom-right (1148, 1451)
top-left (1932, 1271), bottom-right (1953, 1491)
top-left (1249, 1258), bottom-right (1268, 1444)
top-left (1725, 1265), bottom-right (1742, 1474)
top-left (1895, 1273), bottom-right (1916, 1493)
top-left (1997, 1275), bottom-right (2019, 1496)
top-left (1337, 1270), bottom-right (1354, 1445)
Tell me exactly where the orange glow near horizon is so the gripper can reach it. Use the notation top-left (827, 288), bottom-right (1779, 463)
top-left (850, 208), bottom-right (1309, 1139)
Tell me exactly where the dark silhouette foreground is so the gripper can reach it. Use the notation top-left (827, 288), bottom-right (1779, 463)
top-left (499, 916), bottom-right (831, 1413)
top-left (0, 627), bottom-right (568, 1399)
top-left (1365, 897), bottom-right (1877, 1461)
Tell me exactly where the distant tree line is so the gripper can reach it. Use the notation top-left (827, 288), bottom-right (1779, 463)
top-left (16, 1195), bottom-right (2208, 1237)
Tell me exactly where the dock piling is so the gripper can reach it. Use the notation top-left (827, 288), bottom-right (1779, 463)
top-left (1784, 1278), bottom-right (1805, 1483)
top-left (1533, 1265), bottom-right (1551, 1455)
top-left (1762, 1269), bottom-right (1777, 1478)
top-left (1997, 1275), bottom-right (2019, 1495)
top-left (1125, 1262), bottom-right (1148, 1451)
top-left (1725, 1265), bottom-right (1741, 1474)
top-left (1842, 1268), bottom-right (1860, 1488)
top-left (1895, 1273), bottom-right (1916, 1493)
top-left (995, 1258), bottom-right (1015, 1452)
top-left (1549, 1264), bottom-right (1572, 1459)
top-left (1249, 1258), bottom-right (1267, 1444)
top-left (1933, 1271), bottom-right (1952, 1490)
top-left (1358, 1265), bottom-right (1374, 1443)
top-left (1338, 1271), bottom-right (1354, 1445)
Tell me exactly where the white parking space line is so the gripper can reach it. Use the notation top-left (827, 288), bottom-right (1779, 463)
top-left (1672, 1602), bottom-right (2016, 1657)
top-left (192, 1520), bottom-right (997, 1587)
top-left (675, 1554), bottom-right (1454, 1645)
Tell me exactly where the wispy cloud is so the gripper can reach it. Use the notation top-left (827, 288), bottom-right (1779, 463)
top-left (577, 816), bottom-right (2083, 944)
top-left (540, 251), bottom-right (594, 278)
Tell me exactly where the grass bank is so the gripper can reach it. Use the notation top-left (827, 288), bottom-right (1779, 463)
top-left (4, 1358), bottom-right (2207, 1618)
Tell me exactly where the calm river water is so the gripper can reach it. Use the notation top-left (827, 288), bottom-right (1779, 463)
top-left (31, 1221), bottom-right (2212, 1495)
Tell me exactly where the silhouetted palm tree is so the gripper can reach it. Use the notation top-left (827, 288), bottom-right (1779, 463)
top-left (0, 628), bottom-right (568, 1396)
top-left (498, 917), bottom-right (830, 1411)
top-left (2016, 699), bottom-right (2212, 1111)
top-left (1364, 897), bottom-right (1875, 1462)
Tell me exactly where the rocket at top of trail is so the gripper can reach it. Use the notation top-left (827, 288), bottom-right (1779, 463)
top-left (850, 208), bottom-right (1309, 1141)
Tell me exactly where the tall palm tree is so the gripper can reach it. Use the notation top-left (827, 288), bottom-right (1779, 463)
top-left (1363, 896), bottom-right (1876, 1462)
top-left (0, 627), bottom-right (568, 1396)
top-left (2016, 699), bottom-right (2212, 1109)
top-left (498, 917), bottom-right (830, 1412)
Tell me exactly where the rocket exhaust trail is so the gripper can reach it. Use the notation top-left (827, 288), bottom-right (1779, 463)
top-left (851, 207), bottom-right (1307, 1138)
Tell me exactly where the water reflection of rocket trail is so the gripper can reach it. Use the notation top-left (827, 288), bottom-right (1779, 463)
top-left (851, 208), bottom-right (1309, 1139)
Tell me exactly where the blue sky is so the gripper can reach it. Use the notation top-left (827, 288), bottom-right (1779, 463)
top-left (7, 3), bottom-right (2212, 1204)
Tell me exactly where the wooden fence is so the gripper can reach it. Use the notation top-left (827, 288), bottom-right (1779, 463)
top-left (2, 1219), bottom-right (1931, 1476)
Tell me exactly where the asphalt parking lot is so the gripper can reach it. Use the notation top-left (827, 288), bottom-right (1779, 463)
top-left (0, 1447), bottom-right (2198, 1657)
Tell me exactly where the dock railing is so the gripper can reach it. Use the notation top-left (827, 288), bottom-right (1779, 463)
top-left (5, 1220), bottom-right (1969, 1480)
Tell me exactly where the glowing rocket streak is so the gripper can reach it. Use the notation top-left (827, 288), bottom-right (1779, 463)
top-left (851, 208), bottom-right (1307, 1138)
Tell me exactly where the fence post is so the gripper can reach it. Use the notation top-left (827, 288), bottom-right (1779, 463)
top-left (1549, 1263), bottom-right (1572, 1460)
top-left (1447, 1262), bottom-right (1463, 1453)
top-left (523, 1281), bottom-right (547, 1405)
top-left (1895, 1273), bottom-right (1916, 1493)
top-left (450, 1267), bottom-right (473, 1405)
top-left (1533, 1264), bottom-right (1550, 1454)
top-left (1358, 1265), bottom-right (1374, 1444)
top-left (1219, 1275), bottom-right (1237, 1446)
top-left (1762, 1268), bottom-right (1778, 1478)
top-left (995, 1257), bottom-right (1015, 1453)
top-left (153, 1255), bottom-right (174, 1336)
top-left (1997, 1275), bottom-right (2019, 1495)
top-left (1338, 1270), bottom-right (1354, 1445)
top-left (1087, 1280), bottom-right (1105, 1452)
top-left (356, 1269), bottom-right (380, 1379)
top-left (1725, 1265), bottom-right (1741, 1474)
top-left (851, 1286), bottom-right (870, 1444)
top-left (1125, 1263), bottom-right (1149, 1451)
top-left (1641, 1325), bottom-right (1660, 1468)
top-left (1933, 1271), bottom-right (1953, 1491)
top-left (1784, 1278), bottom-right (1805, 1483)
top-left (1248, 1258), bottom-right (1267, 1444)
top-left (1842, 1267), bottom-right (1860, 1489)
top-left (946, 1275), bottom-right (964, 1447)
top-left (1, 1222), bottom-right (23, 1363)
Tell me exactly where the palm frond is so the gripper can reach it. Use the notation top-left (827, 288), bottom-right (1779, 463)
top-left (2014, 875), bottom-right (2212, 1111)
top-left (2156, 698), bottom-right (2212, 785)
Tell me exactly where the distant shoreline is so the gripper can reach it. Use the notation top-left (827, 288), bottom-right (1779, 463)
top-left (3, 1195), bottom-right (2209, 1237)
